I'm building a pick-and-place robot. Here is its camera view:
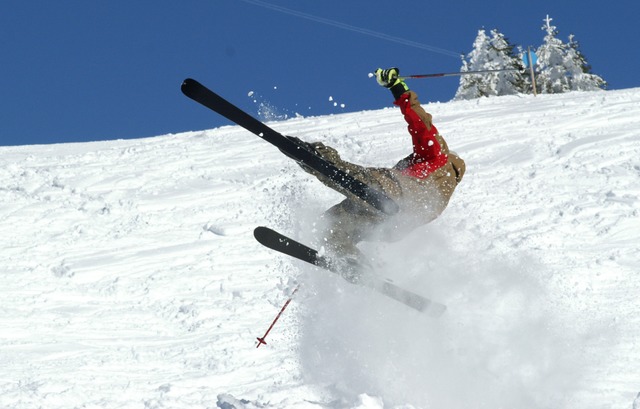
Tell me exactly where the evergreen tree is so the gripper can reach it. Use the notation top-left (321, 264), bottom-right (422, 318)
top-left (535, 15), bottom-right (571, 94)
top-left (488, 29), bottom-right (527, 95)
top-left (454, 29), bottom-right (524, 100)
top-left (455, 29), bottom-right (492, 100)
top-left (565, 34), bottom-right (607, 91)
top-left (535, 15), bottom-right (606, 93)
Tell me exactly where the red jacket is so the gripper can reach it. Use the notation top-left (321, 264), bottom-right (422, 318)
top-left (394, 93), bottom-right (448, 179)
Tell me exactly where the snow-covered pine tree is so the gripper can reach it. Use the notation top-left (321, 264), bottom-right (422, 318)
top-left (489, 29), bottom-right (527, 95)
top-left (535, 15), bottom-right (570, 94)
top-left (455, 30), bottom-right (491, 100)
top-left (565, 34), bottom-right (606, 91)
top-left (536, 15), bottom-right (606, 94)
top-left (454, 29), bottom-right (524, 100)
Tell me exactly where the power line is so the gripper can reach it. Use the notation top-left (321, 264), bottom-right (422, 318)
top-left (236, 0), bottom-right (461, 58)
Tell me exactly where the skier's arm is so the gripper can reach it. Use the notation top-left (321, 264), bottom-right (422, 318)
top-left (394, 91), bottom-right (443, 162)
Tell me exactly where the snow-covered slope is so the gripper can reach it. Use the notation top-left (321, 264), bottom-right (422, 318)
top-left (1, 88), bottom-right (639, 409)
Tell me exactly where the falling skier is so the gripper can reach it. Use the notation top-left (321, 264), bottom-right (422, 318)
top-left (180, 72), bottom-right (461, 312)
top-left (294, 67), bottom-right (466, 264)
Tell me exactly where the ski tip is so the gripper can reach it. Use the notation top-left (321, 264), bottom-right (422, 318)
top-left (427, 303), bottom-right (447, 318)
top-left (253, 226), bottom-right (270, 240)
top-left (181, 77), bottom-right (194, 89)
top-left (378, 197), bottom-right (399, 215)
top-left (181, 78), bottom-right (203, 96)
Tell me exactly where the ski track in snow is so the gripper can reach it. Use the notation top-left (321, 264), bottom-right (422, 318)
top-left (1, 88), bottom-right (639, 408)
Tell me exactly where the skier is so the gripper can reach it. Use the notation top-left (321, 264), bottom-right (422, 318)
top-left (295, 67), bottom-right (466, 266)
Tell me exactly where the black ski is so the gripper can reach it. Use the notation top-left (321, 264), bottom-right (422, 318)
top-left (254, 226), bottom-right (446, 316)
top-left (181, 78), bottom-right (398, 215)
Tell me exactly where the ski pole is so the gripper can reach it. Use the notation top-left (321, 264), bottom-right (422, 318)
top-left (400, 68), bottom-right (520, 79)
top-left (256, 285), bottom-right (299, 348)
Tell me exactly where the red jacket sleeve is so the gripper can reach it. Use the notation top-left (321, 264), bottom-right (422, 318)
top-left (394, 92), bottom-right (447, 178)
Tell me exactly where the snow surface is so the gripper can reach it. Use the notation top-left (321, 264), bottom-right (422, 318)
top-left (1, 88), bottom-right (639, 408)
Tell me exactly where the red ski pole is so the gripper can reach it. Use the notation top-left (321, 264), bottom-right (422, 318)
top-left (256, 285), bottom-right (299, 348)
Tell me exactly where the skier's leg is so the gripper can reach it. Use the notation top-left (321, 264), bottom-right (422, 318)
top-left (305, 142), bottom-right (403, 199)
top-left (312, 198), bottom-right (381, 282)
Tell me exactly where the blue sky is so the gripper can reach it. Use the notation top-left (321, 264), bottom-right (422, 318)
top-left (1, 0), bottom-right (638, 146)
